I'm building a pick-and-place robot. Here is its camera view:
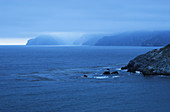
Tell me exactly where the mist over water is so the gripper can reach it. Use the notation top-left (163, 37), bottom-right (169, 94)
top-left (1, 0), bottom-right (170, 41)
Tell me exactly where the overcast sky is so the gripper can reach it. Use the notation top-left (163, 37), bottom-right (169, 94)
top-left (0, 0), bottom-right (170, 44)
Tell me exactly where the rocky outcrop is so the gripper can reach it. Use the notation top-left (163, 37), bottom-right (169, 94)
top-left (121, 44), bottom-right (170, 75)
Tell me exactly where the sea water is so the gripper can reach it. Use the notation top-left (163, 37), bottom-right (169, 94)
top-left (0, 46), bottom-right (170, 112)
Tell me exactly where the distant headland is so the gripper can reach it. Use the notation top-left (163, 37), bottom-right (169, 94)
top-left (26, 31), bottom-right (170, 46)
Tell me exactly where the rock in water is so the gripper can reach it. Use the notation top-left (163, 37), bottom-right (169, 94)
top-left (122, 44), bottom-right (170, 75)
top-left (111, 71), bottom-right (119, 74)
top-left (103, 69), bottom-right (110, 75)
top-left (83, 75), bottom-right (88, 78)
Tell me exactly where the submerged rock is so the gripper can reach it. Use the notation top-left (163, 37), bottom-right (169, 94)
top-left (122, 44), bottom-right (170, 75)
top-left (111, 71), bottom-right (119, 74)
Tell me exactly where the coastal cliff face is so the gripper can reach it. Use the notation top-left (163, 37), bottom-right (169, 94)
top-left (141, 33), bottom-right (170, 46)
top-left (73, 34), bottom-right (104, 45)
top-left (95, 31), bottom-right (170, 46)
top-left (122, 44), bottom-right (170, 75)
top-left (26, 35), bottom-right (65, 45)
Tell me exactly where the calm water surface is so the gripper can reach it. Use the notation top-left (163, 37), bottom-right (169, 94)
top-left (0, 46), bottom-right (170, 112)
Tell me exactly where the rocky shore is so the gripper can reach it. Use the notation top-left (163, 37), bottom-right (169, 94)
top-left (121, 44), bottom-right (170, 75)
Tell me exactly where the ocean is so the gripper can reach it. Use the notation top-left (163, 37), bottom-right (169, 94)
top-left (0, 45), bottom-right (170, 112)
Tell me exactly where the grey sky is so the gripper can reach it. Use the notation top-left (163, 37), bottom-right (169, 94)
top-left (0, 0), bottom-right (170, 39)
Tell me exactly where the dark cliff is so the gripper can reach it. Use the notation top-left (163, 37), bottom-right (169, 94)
top-left (95, 31), bottom-right (170, 46)
top-left (122, 44), bottom-right (170, 75)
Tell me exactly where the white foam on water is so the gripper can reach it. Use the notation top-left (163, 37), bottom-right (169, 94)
top-left (116, 68), bottom-right (121, 70)
top-left (122, 69), bottom-right (127, 72)
top-left (94, 76), bottom-right (109, 79)
top-left (112, 76), bottom-right (120, 78)
top-left (136, 71), bottom-right (141, 74)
